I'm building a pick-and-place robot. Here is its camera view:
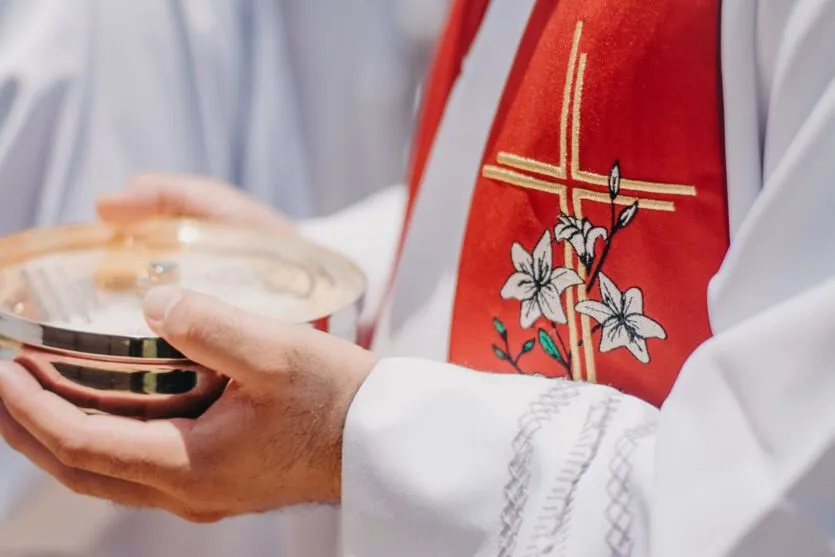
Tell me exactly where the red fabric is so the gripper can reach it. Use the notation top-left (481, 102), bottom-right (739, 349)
top-left (448, 0), bottom-right (729, 407)
top-left (312, 317), bottom-right (329, 333)
top-left (359, 0), bottom-right (491, 348)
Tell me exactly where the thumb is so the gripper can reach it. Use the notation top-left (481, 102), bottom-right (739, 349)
top-left (142, 286), bottom-right (302, 387)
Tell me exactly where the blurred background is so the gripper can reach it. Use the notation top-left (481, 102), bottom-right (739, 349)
top-left (0, 0), bottom-right (449, 555)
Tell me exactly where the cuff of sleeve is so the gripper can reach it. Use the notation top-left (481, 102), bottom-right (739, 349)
top-left (340, 358), bottom-right (566, 557)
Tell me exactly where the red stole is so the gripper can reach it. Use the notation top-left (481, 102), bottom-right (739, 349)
top-left (448, 0), bottom-right (729, 406)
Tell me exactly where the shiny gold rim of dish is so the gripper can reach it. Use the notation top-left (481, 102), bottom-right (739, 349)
top-left (0, 219), bottom-right (365, 362)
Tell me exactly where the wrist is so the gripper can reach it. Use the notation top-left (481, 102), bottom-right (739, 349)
top-left (316, 339), bottom-right (378, 503)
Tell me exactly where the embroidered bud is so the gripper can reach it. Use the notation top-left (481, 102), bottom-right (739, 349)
top-left (538, 329), bottom-right (563, 362)
top-left (493, 317), bottom-right (508, 340)
top-left (617, 201), bottom-right (639, 229)
top-left (608, 160), bottom-right (621, 199)
top-left (492, 345), bottom-right (509, 361)
top-left (521, 339), bottom-right (536, 354)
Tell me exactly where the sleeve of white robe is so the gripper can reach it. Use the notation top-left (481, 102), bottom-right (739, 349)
top-left (339, 1), bottom-right (835, 556)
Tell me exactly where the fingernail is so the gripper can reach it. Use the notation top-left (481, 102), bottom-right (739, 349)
top-left (143, 286), bottom-right (183, 325)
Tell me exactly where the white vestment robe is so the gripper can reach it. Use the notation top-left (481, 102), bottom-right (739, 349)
top-left (0, 1), bottom-right (446, 556)
top-left (300, 0), bottom-right (835, 555)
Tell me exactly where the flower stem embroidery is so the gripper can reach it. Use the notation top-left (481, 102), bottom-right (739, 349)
top-left (586, 201), bottom-right (638, 290)
top-left (537, 325), bottom-right (573, 380)
top-left (492, 317), bottom-right (536, 372)
top-left (494, 161), bottom-right (667, 378)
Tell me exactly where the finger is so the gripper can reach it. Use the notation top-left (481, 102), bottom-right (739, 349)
top-left (0, 403), bottom-right (225, 523)
top-left (0, 400), bottom-right (176, 512)
top-left (0, 361), bottom-right (194, 490)
top-left (96, 174), bottom-right (224, 221)
top-left (96, 173), bottom-right (291, 230)
top-left (141, 286), bottom-right (305, 388)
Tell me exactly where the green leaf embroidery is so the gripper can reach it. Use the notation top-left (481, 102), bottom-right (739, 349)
top-left (538, 329), bottom-right (563, 362)
top-left (493, 317), bottom-right (507, 339)
top-left (521, 339), bottom-right (536, 353)
top-left (492, 344), bottom-right (509, 360)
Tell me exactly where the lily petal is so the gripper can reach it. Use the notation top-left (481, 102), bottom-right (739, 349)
top-left (597, 273), bottom-right (624, 313)
top-left (599, 321), bottom-right (631, 353)
top-left (625, 337), bottom-right (650, 364)
top-left (575, 300), bottom-right (615, 324)
top-left (532, 231), bottom-right (553, 283)
top-left (550, 267), bottom-right (583, 292)
top-left (537, 284), bottom-right (569, 324)
top-left (627, 314), bottom-right (667, 340)
top-left (584, 227), bottom-right (608, 260)
top-left (622, 287), bottom-right (644, 316)
top-left (568, 235), bottom-right (587, 260)
top-left (520, 298), bottom-right (542, 329)
top-left (554, 216), bottom-right (578, 241)
top-left (580, 219), bottom-right (593, 235)
top-left (501, 272), bottom-right (538, 301)
top-left (511, 243), bottom-right (535, 275)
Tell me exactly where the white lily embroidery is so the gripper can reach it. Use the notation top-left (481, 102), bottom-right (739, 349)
top-left (554, 215), bottom-right (608, 269)
top-left (501, 231), bottom-right (582, 328)
top-left (575, 273), bottom-right (666, 363)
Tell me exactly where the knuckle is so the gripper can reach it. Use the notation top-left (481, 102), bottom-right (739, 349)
top-left (52, 432), bottom-right (88, 467)
top-left (167, 299), bottom-right (238, 352)
top-left (169, 472), bottom-right (208, 499)
top-left (129, 173), bottom-right (191, 216)
top-left (167, 298), bottom-right (213, 341)
top-left (158, 190), bottom-right (188, 218)
top-left (281, 341), bottom-right (317, 377)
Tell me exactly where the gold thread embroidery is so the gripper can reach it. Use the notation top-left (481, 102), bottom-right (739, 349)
top-left (570, 53), bottom-right (696, 197)
top-left (496, 153), bottom-right (563, 180)
top-left (479, 20), bottom-right (696, 383)
top-left (558, 22), bottom-right (583, 178)
top-left (569, 52), bottom-right (588, 185)
top-left (483, 166), bottom-right (566, 196)
top-left (573, 189), bottom-right (674, 213)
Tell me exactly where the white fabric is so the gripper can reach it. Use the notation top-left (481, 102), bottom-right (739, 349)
top-left (335, 0), bottom-right (835, 555)
top-left (0, 1), bottom-right (443, 555)
top-left (0, 0), bottom-right (445, 229)
top-left (372, 0), bottom-right (535, 361)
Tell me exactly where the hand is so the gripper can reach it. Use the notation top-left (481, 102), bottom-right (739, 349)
top-left (97, 173), bottom-right (293, 231)
top-left (0, 287), bottom-right (376, 522)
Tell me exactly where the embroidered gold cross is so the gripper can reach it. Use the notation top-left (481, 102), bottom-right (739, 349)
top-left (482, 21), bottom-right (697, 382)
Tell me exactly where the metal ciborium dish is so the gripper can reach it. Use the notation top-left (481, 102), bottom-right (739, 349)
top-left (0, 219), bottom-right (365, 420)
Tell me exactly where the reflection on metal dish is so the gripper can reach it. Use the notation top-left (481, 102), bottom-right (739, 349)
top-left (0, 219), bottom-right (365, 419)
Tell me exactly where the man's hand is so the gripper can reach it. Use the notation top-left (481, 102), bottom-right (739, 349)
top-left (97, 173), bottom-right (293, 231)
top-left (0, 287), bottom-right (376, 522)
